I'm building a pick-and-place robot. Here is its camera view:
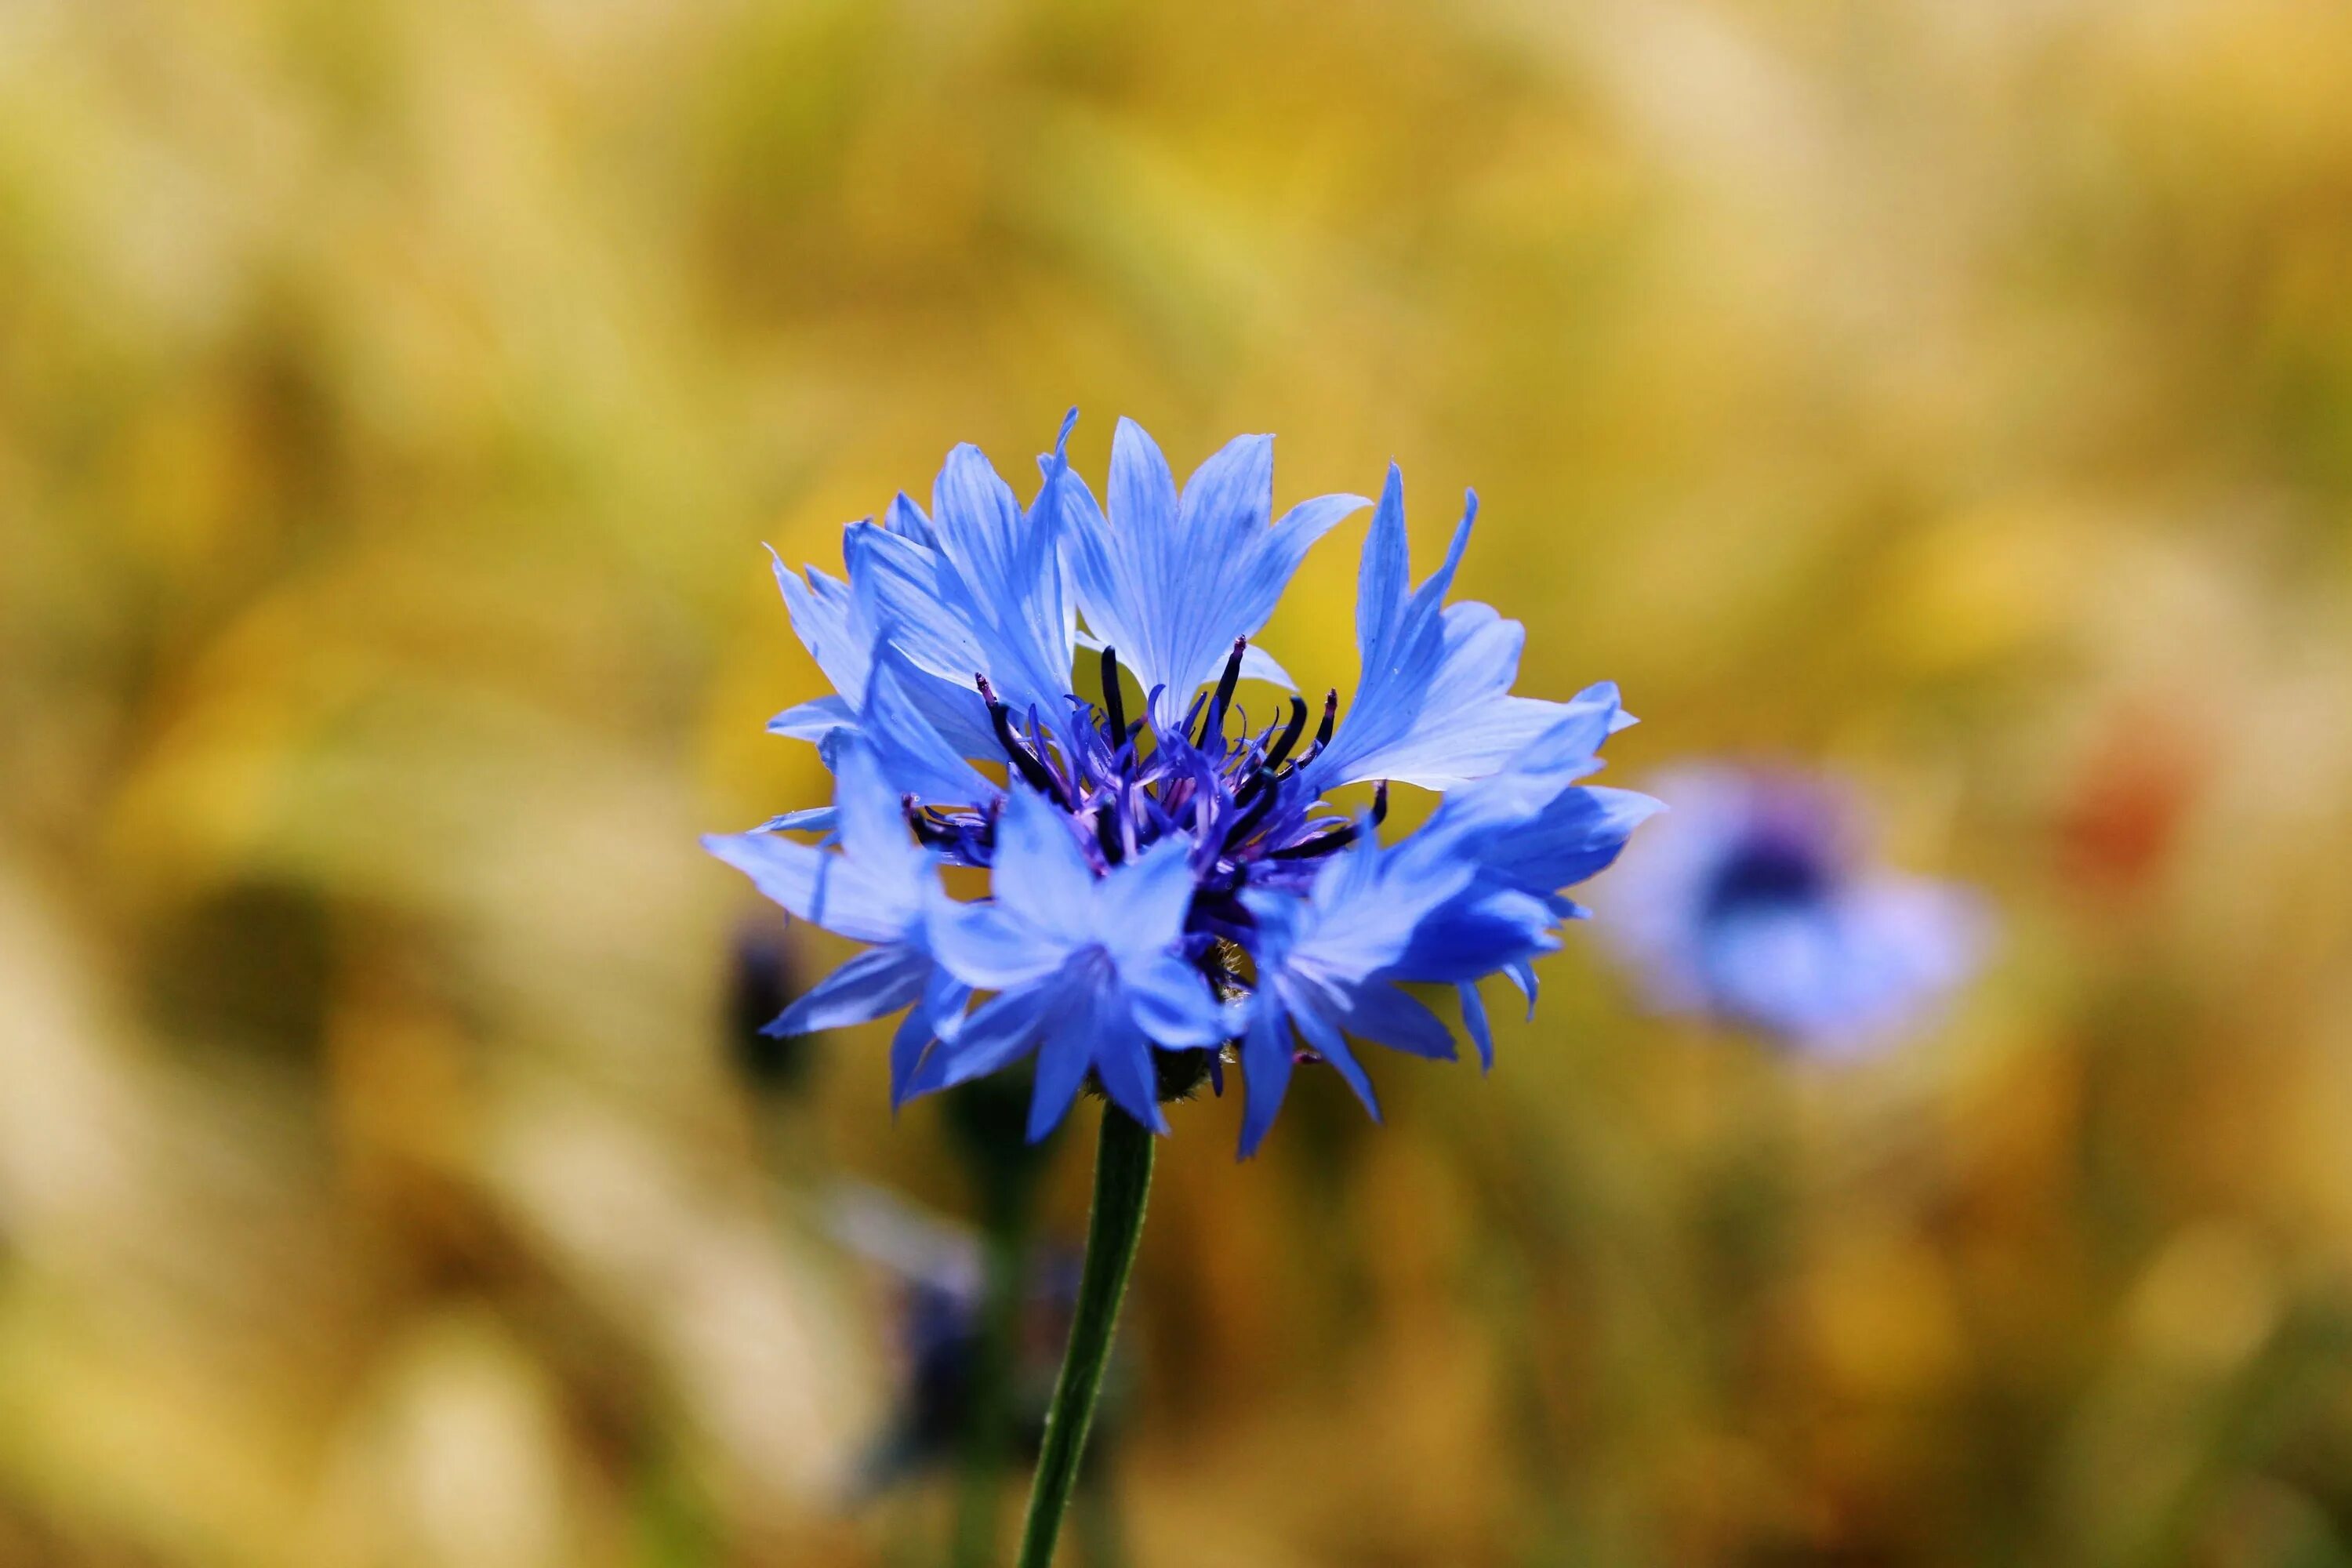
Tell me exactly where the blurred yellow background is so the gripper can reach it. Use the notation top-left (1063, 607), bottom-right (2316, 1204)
top-left (8, 0), bottom-right (2352, 1563)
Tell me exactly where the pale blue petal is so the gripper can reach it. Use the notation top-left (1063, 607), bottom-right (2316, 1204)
top-left (1314, 481), bottom-right (1589, 791)
top-left (751, 806), bottom-right (836, 835)
top-left (930, 441), bottom-right (1073, 721)
top-left (1237, 644), bottom-right (1295, 690)
top-left (1094, 835), bottom-right (1200, 965)
top-left (1179, 433), bottom-right (1273, 559)
top-left (990, 785), bottom-right (1099, 947)
top-left (844, 523), bottom-right (992, 687)
top-left (1120, 950), bottom-right (1230, 1047)
top-left (1069, 419), bottom-right (1362, 724)
top-left (1319, 603), bottom-right (1557, 789)
top-left (860, 644), bottom-right (999, 806)
top-left (769, 549), bottom-right (871, 707)
top-left (1458, 982), bottom-right (1494, 1072)
top-left (829, 734), bottom-right (920, 866)
top-left (767, 695), bottom-right (858, 742)
top-left (924, 887), bottom-right (1069, 990)
top-left (702, 831), bottom-right (916, 945)
top-left (1353, 464), bottom-right (1411, 661)
top-left (770, 945), bottom-right (930, 1036)
top-left (1276, 834), bottom-right (1475, 983)
top-left (882, 492), bottom-right (936, 546)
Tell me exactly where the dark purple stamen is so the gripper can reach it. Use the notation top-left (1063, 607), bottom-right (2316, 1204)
top-left (1224, 782), bottom-right (1279, 848)
top-left (1094, 804), bottom-right (1125, 866)
top-left (902, 794), bottom-right (964, 851)
top-left (1099, 645), bottom-right (1127, 744)
top-left (1269, 822), bottom-right (1357, 860)
top-left (1178, 689), bottom-right (1208, 742)
top-left (987, 697), bottom-right (1064, 802)
top-left (1313, 688), bottom-right (1338, 750)
top-left (1370, 780), bottom-right (1390, 826)
top-left (1261, 695), bottom-right (1309, 772)
top-left (1197, 637), bottom-right (1247, 746)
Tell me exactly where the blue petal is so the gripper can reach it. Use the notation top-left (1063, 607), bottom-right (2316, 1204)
top-left (771, 944), bottom-right (930, 1036)
top-left (923, 965), bottom-right (974, 1044)
top-left (1067, 418), bottom-right (1363, 725)
top-left (750, 806), bottom-right (837, 835)
top-left (1498, 785), bottom-right (1667, 890)
top-left (839, 524), bottom-right (1001, 758)
top-left (1091, 1023), bottom-right (1169, 1135)
top-left (929, 441), bottom-right (1074, 723)
top-left (1094, 834), bottom-right (1200, 966)
top-left (1237, 644), bottom-right (1296, 689)
top-left (1505, 960), bottom-right (1539, 1017)
top-left (1120, 950), bottom-right (1230, 1047)
top-left (1311, 477), bottom-right (1584, 791)
top-left (844, 524), bottom-right (991, 691)
top-left (1332, 981), bottom-right (1457, 1062)
top-left (767, 694), bottom-right (858, 742)
top-left (859, 643), bottom-right (1000, 806)
top-left (1352, 463), bottom-right (1412, 661)
top-left (1028, 994), bottom-right (1098, 1141)
top-left (1236, 1004), bottom-right (1296, 1157)
top-left (1458, 981), bottom-right (1494, 1072)
top-left (702, 831), bottom-right (920, 945)
top-left (831, 733), bottom-right (923, 865)
top-left (769, 550), bottom-right (872, 710)
top-left (882, 491), bottom-right (937, 546)
top-left (904, 983), bottom-right (1058, 1102)
top-left (989, 785), bottom-right (1100, 949)
top-left (1288, 999), bottom-right (1381, 1122)
top-left (1250, 833), bottom-right (1475, 985)
top-left (1392, 887), bottom-right (1559, 983)
top-left (888, 1007), bottom-right (936, 1111)
top-left (925, 886), bottom-right (1070, 990)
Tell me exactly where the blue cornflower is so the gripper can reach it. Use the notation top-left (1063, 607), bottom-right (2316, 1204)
top-left (713, 414), bottom-right (1658, 1152)
top-left (1598, 767), bottom-right (1986, 1054)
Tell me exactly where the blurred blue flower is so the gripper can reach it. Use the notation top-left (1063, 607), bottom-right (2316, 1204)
top-left (824, 1183), bottom-right (1086, 1498)
top-left (1599, 768), bottom-right (1986, 1054)
top-left (711, 415), bottom-right (1658, 1152)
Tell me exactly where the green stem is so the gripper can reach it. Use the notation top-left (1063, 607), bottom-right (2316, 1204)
top-left (1014, 1106), bottom-right (1155, 1568)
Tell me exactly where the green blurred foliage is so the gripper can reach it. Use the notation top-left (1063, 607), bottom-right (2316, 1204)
top-left (5, 0), bottom-right (2352, 1563)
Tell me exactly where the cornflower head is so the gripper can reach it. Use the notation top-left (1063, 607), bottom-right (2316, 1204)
top-left (706, 412), bottom-right (1660, 1156)
top-left (1599, 767), bottom-right (1987, 1054)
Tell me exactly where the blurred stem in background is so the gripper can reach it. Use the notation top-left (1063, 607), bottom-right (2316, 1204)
top-left (1017, 1105), bottom-right (1154, 1568)
top-left (1070, 1458), bottom-right (1130, 1568)
top-left (942, 1076), bottom-right (1054, 1568)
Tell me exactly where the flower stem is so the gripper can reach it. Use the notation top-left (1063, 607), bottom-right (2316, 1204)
top-left (1014, 1105), bottom-right (1154, 1568)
